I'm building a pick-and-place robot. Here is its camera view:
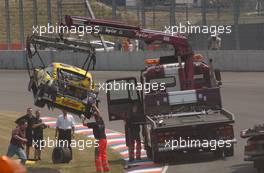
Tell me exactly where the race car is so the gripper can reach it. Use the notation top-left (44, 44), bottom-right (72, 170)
top-left (28, 62), bottom-right (98, 118)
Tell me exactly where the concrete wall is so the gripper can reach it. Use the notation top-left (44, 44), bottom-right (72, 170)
top-left (0, 50), bottom-right (263, 71)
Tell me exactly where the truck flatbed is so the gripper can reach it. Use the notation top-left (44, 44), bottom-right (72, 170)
top-left (148, 109), bottom-right (234, 128)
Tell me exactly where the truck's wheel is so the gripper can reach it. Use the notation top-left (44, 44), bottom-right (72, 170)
top-left (214, 148), bottom-right (224, 159)
top-left (152, 149), bottom-right (161, 163)
top-left (224, 145), bottom-right (234, 157)
top-left (254, 160), bottom-right (264, 172)
top-left (145, 146), bottom-right (152, 159)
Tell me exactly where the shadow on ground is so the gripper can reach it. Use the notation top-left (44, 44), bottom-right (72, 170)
top-left (28, 168), bottom-right (60, 173)
top-left (164, 152), bottom-right (225, 165)
top-left (109, 159), bottom-right (124, 165)
top-left (230, 163), bottom-right (261, 173)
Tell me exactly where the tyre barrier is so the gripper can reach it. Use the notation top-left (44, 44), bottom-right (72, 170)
top-left (52, 147), bottom-right (72, 164)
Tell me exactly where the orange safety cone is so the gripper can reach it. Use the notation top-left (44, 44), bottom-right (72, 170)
top-left (0, 156), bottom-right (27, 173)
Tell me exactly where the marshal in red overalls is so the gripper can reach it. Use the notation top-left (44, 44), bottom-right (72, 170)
top-left (83, 105), bottom-right (110, 172)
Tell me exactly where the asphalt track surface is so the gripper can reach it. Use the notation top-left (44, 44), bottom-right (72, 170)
top-left (0, 70), bottom-right (263, 173)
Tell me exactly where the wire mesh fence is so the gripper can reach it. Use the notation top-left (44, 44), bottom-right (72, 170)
top-left (0, 0), bottom-right (263, 50)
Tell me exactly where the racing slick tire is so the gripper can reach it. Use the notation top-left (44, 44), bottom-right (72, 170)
top-left (224, 145), bottom-right (234, 157)
top-left (33, 84), bottom-right (46, 108)
top-left (52, 147), bottom-right (71, 164)
top-left (34, 97), bottom-right (45, 108)
top-left (34, 90), bottom-right (45, 108)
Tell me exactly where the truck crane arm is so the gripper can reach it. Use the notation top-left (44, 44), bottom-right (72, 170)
top-left (64, 15), bottom-right (192, 56)
top-left (64, 15), bottom-right (201, 90)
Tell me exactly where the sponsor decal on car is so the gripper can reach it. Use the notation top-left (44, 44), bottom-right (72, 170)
top-left (61, 99), bottom-right (80, 109)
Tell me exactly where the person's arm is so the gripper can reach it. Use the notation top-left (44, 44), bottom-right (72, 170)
top-left (218, 38), bottom-right (222, 48)
top-left (71, 116), bottom-right (75, 138)
top-left (14, 135), bottom-right (27, 143)
top-left (32, 122), bottom-right (44, 128)
top-left (86, 122), bottom-right (97, 128)
top-left (12, 129), bottom-right (27, 143)
top-left (208, 39), bottom-right (212, 49)
top-left (92, 104), bottom-right (102, 119)
top-left (82, 117), bottom-right (88, 127)
top-left (55, 118), bottom-right (59, 138)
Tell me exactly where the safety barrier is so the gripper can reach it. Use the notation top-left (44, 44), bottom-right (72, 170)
top-left (0, 50), bottom-right (263, 71)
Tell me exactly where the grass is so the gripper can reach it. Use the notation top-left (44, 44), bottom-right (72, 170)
top-left (0, 111), bottom-right (123, 173)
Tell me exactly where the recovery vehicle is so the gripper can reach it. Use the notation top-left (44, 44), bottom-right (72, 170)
top-left (65, 15), bottom-right (236, 162)
top-left (241, 124), bottom-right (264, 171)
top-left (26, 35), bottom-right (98, 119)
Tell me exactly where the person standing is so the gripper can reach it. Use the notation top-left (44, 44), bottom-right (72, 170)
top-left (82, 104), bottom-right (110, 172)
top-left (6, 119), bottom-right (28, 165)
top-left (122, 38), bottom-right (129, 52)
top-left (124, 104), bottom-right (141, 162)
top-left (55, 110), bottom-right (75, 159)
top-left (32, 110), bottom-right (48, 160)
top-left (15, 107), bottom-right (35, 159)
top-left (208, 35), bottom-right (221, 50)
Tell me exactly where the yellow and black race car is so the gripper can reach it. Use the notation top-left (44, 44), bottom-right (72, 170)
top-left (26, 35), bottom-right (98, 118)
top-left (28, 62), bottom-right (98, 118)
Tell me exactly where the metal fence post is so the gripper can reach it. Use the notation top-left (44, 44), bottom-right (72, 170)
top-left (19, 0), bottom-right (25, 49)
top-left (141, 0), bottom-right (146, 27)
top-left (201, 0), bottom-right (207, 25)
top-left (57, 0), bottom-right (62, 23)
top-left (152, 0), bottom-right (156, 27)
top-left (137, 0), bottom-right (140, 24)
top-left (170, 0), bottom-right (176, 26)
top-left (47, 0), bottom-right (52, 24)
top-left (186, 3), bottom-right (189, 22)
top-left (216, 0), bottom-right (220, 21)
top-left (233, 0), bottom-right (240, 50)
top-left (112, 0), bottom-right (116, 19)
top-left (5, 0), bottom-right (11, 49)
top-left (32, 0), bottom-right (38, 26)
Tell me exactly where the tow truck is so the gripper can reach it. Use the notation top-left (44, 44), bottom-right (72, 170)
top-left (241, 125), bottom-right (264, 171)
top-left (65, 15), bottom-right (236, 162)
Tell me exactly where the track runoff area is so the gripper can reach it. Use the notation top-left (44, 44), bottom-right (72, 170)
top-left (1, 71), bottom-right (264, 173)
top-left (42, 116), bottom-right (166, 173)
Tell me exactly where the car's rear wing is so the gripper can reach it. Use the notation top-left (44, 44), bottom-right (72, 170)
top-left (28, 35), bottom-right (95, 54)
top-left (26, 34), bottom-right (96, 80)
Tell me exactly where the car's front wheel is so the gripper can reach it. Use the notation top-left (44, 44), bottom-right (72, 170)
top-left (34, 95), bottom-right (45, 108)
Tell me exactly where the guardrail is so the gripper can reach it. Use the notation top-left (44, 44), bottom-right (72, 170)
top-left (0, 50), bottom-right (263, 71)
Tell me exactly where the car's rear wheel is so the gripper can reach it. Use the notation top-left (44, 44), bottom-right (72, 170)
top-left (34, 86), bottom-right (46, 108)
